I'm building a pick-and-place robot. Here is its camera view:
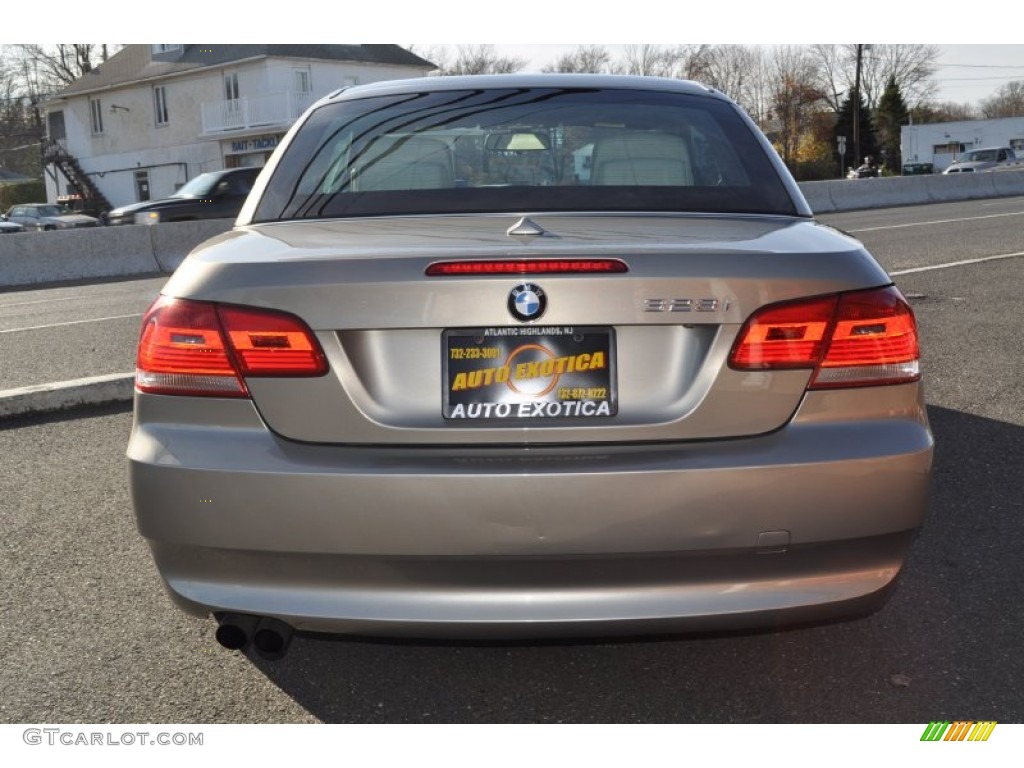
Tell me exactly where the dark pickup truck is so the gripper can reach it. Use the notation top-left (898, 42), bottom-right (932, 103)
top-left (106, 167), bottom-right (260, 225)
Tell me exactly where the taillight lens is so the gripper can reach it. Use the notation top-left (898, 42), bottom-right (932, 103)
top-left (136, 296), bottom-right (327, 397)
top-left (218, 305), bottom-right (327, 376)
top-left (729, 286), bottom-right (920, 389)
top-left (728, 295), bottom-right (837, 369)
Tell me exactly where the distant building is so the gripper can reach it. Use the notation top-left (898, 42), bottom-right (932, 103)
top-left (901, 117), bottom-right (1024, 172)
top-left (42, 45), bottom-right (435, 211)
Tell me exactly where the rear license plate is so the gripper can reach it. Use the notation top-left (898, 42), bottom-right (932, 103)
top-left (443, 326), bottom-right (617, 420)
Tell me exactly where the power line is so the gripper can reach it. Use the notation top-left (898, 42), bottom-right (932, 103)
top-left (942, 76), bottom-right (1024, 82)
top-left (941, 62), bottom-right (1024, 69)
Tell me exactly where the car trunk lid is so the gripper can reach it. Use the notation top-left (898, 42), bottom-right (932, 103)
top-left (161, 213), bottom-right (891, 445)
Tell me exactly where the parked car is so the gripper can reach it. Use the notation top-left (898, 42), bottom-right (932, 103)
top-left (0, 214), bottom-right (25, 233)
top-left (129, 75), bottom-right (933, 659)
top-left (106, 167), bottom-right (261, 225)
top-left (943, 146), bottom-right (1019, 174)
top-left (5, 203), bottom-right (101, 231)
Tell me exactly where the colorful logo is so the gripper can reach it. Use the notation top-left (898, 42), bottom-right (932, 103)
top-left (920, 721), bottom-right (997, 742)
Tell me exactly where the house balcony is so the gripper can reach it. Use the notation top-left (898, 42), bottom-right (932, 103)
top-left (200, 92), bottom-right (316, 135)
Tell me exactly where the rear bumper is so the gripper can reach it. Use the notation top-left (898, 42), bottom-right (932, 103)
top-left (150, 533), bottom-right (912, 638)
top-left (128, 386), bottom-right (932, 637)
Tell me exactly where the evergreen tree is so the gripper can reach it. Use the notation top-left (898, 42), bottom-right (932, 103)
top-left (875, 75), bottom-right (910, 173)
top-left (833, 91), bottom-right (877, 171)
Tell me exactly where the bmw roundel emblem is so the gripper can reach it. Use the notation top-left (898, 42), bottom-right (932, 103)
top-left (508, 283), bottom-right (547, 322)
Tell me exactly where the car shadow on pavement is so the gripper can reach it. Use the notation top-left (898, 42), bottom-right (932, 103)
top-left (247, 404), bottom-right (1023, 723)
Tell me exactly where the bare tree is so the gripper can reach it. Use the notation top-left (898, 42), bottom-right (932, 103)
top-left (808, 43), bottom-right (851, 112)
top-left (428, 45), bottom-right (527, 76)
top-left (979, 81), bottom-right (1024, 118)
top-left (861, 44), bottom-right (939, 108)
top-left (766, 46), bottom-right (826, 166)
top-left (613, 44), bottom-right (710, 80)
top-left (9, 44), bottom-right (116, 91)
top-left (615, 44), bottom-right (668, 76)
top-left (701, 45), bottom-right (771, 124)
top-left (809, 43), bottom-right (938, 111)
top-left (542, 45), bottom-right (612, 74)
top-left (0, 51), bottom-right (42, 178)
top-left (935, 101), bottom-right (979, 121)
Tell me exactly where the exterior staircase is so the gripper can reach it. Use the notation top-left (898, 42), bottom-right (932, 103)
top-left (41, 139), bottom-right (112, 216)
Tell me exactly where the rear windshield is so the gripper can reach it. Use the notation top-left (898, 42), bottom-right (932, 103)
top-left (253, 86), bottom-right (798, 221)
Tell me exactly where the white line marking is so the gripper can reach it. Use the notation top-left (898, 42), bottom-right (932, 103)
top-left (849, 210), bottom-right (1024, 232)
top-left (891, 251), bottom-right (1024, 276)
top-left (0, 295), bottom-right (87, 308)
top-left (0, 313), bottom-right (143, 334)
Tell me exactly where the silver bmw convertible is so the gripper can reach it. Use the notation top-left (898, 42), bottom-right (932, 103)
top-left (128, 75), bottom-right (932, 658)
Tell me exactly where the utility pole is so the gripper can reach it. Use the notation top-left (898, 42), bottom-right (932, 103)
top-left (853, 44), bottom-right (863, 168)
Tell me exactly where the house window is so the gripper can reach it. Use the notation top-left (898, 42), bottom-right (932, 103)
top-left (932, 142), bottom-right (965, 155)
top-left (1010, 139), bottom-right (1024, 151)
top-left (154, 86), bottom-right (169, 126)
top-left (134, 170), bottom-right (151, 202)
top-left (48, 110), bottom-right (66, 141)
top-left (224, 72), bottom-right (240, 102)
top-left (294, 69), bottom-right (311, 94)
top-left (89, 99), bottom-right (104, 134)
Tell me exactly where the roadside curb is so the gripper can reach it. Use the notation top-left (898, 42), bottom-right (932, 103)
top-left (0, 373), bottom-right (134, 419)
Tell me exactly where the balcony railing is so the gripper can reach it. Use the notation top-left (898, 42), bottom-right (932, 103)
top-left (200, 91), bottom-right (316, 134)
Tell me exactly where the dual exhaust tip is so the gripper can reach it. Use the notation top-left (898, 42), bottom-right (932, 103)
top-left (214, 613), bottom-right (293, 660)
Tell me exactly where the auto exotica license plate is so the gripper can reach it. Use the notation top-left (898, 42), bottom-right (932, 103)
top-left (443, 326), bottom-right (617, 420)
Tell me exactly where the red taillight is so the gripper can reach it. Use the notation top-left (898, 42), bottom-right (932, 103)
top-left (728, 295), bottom-right (837, 369)
top-left (136, 297), bottom-right (327, 397)
top-left (425, 259), bottom-right (628, 275)
top-left (729, 286), bottom-right (920, 389)
top-left (218, 305), bottom-right (327, 376)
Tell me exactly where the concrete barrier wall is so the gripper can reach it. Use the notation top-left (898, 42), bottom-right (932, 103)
top-left (3, 169), bottom-right (1024, 288)
top-left (0, 225), bottom-right (157, 287)
top-left (0, 219), bottom-right (233, 288)
top-left (149, 220), bottom-right (235, 273)
top-left (798, 167), bottom-right (1024, 214)
top-left (989, 168), bottom-right (1024, 197)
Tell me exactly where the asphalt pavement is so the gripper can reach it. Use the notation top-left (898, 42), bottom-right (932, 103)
top-left (0, 276), bottom-right (165, 390)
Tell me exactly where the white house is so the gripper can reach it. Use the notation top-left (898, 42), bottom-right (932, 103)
top-left (901, 116), bottom-right (1024, 172)
top-left (42, 44), bottom-right (435, 210)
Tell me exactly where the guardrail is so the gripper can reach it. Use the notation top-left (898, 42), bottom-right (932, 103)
top-left (3, 168), bottom-right (1024, 289)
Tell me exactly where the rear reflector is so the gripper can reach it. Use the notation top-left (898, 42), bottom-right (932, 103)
top-left (426, 259), bottom-right (628, 275)
top-left (136, 296), bottom-right (327, 397)
top-left (729, 286), bottom-right (920, 389)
